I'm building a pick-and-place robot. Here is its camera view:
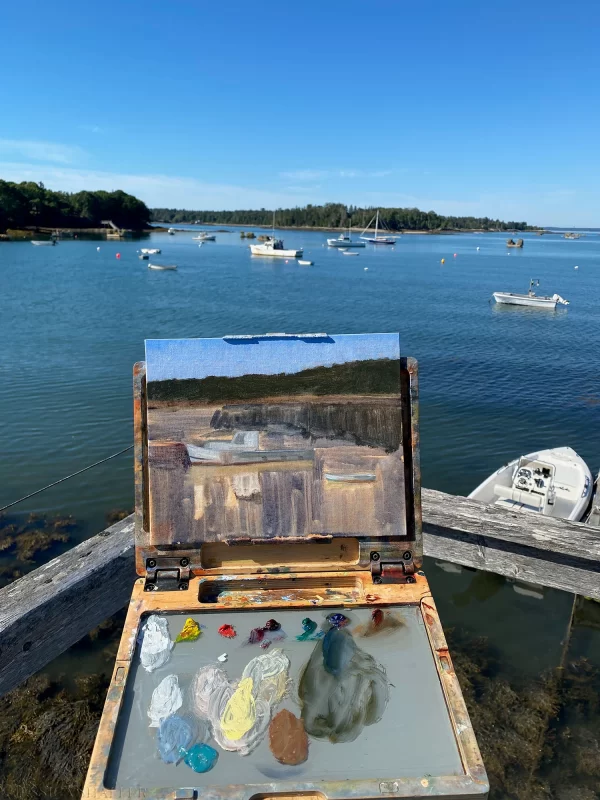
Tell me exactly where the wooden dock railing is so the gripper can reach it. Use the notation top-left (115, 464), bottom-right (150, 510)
top-left (0, 488), bottom-right (599, 698)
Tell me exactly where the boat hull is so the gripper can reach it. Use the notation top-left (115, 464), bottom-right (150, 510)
top-left (148, 264), bottom-right (177, 271)
top-left (493, 292), bottom-right (557, 309)
top-left (361, 237), bottom-right (396, 245)
top-left (250, 245), bottom-right (302, 257)
top-left (31, 240), bottom-right (55, 246)
top-left (327, 239), bottom-right (365, 248)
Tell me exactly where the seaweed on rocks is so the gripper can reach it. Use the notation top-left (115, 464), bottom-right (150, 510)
top-left (0, 512), bottom-right (78, 588)
top-left (0, 673), bottom-right (110, 800)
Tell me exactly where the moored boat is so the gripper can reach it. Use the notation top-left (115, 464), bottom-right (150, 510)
top-left (493, 279), bottom-right (569, 309)
top-left (342, 251), bottom-right (360, 256)
top-left (360, 210), bottom-right (398, 244)
top-left (327, 220), bottom-right (366, 248)
top-left (168, 227), bottom-right (175, 235)
top-left (298, 260), bottom-right (313, 265)
top-left (141, 248), bottom-right (161, 255)
top-left (469, 446), bottom-right (592, 521)
top-left (31, 240), bottom-right (56, 246)
top-left (148, 263), bottom-right (177, 271)
top-left (139, 253), bottom-right (149, 260)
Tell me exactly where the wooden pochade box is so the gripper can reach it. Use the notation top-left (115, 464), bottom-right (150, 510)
top-left (83, 333), bottom-right (488, 800)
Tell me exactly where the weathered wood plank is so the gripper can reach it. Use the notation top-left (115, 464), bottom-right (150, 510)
top-left (1, 489), bottom-right (599, 698)
top-left (0, 516), bottom-right (135, 697)
top-left (422, 488), bottom-right (600, 600)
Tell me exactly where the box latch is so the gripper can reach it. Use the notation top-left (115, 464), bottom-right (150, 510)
top-left (144, 556), bottom-right (191, 592)
top-left (370, 550), bottom-right (416, 584)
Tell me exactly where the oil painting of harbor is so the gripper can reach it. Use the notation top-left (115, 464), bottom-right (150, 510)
top-left (145, 334), bottom-right (404, 544)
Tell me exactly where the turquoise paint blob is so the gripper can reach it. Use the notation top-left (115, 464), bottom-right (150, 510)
top-left (296, 617), bottom-right (318, 641)
top-left (180, 742), bottom-right (219, 773)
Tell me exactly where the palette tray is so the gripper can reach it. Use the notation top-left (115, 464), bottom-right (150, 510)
top-left (106, 606), bottom-right (462, 789)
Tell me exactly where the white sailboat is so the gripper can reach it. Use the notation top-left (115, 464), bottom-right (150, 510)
top-left (249, 212), bottom-right (303, 258)
top-left (493, 279), bottom-right (569, 309)
top-left (327, 219), bottom-right (365, 248)
top-left (360, 210), bottom-right (398, 245)
top-left (469, 446), bottom-right (592, 521)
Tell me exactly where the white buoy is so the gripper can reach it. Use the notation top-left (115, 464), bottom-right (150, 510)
top-left (574, 265), bottom-right (579, 270)
top-left (364, 267), bottom-right (369, 271)
top-left (476, 246), bottom-right (480, 251)
top-left (97, 246), bottom-right (101, 251)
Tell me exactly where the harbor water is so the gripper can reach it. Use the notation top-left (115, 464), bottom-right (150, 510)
top-left (1, 226), bottom-right (599, 797)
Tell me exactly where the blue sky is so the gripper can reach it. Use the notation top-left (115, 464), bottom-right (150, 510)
top-left (1, 0), bottom-right (599, 226)
top-left (145, 334), bottom-right (400, 381)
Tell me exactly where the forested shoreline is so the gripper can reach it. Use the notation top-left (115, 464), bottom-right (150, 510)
top-left (0, 180), bottom-right (150, 232)
top-left (151, 202), bottom-right (530, 231)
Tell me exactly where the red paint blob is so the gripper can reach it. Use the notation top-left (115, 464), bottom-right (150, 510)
top-left (372, 609), bottom-right (384, 628)
top-left (218, 624), bottom-right (236, 639)
top-left (249, 627), bottom-right (265, 644)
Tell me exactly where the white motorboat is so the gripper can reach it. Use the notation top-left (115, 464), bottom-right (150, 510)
top-left (342, 251), bottom-right (360, 256)
top-left (168, 227), bottom-right (175, 235)
top-left (360, 210), bottom-right (398, 245)
top-left (141, 248), bottom-right (161, 255)
top-left (327, 220), bottom-right (366, 248)
top-left (493, 279), bottom-right (569, 309)
top-left (583, 469), bottom-right (600, 527)
top-left (298, 260), bottom-right (313, 265)
top-left (250, 236), bottom-right (302, 258)
top-left (31, 240), bottom-right (56, 246)
top-left (148, 263), bottom-right (177, 271)
top-left (250, 211), bottom-right (302, 257)
top-left (193, 233), bottom-right (216, 241)
top-left (469, 446), bottom-right (592, 521)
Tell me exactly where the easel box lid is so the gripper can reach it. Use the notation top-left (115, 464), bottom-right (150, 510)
top-left (135, 333), bottom-right (421, 570)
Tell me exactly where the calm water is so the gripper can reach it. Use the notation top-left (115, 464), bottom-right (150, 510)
top-left (1, 226), bottom-right (599, 683)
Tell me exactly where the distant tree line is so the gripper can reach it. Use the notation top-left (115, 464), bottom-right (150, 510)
top-left (151, 202), bottom-right (530, 231)
top-left (0, 180), bottom-right (150, 231)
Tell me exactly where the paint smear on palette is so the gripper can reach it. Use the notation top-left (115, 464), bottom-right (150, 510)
top-left (175, 618), bottom-right (202, 643)
top-left (298, 624), bottom-right (389, 743)
top-left (269, 709), bottom-right (308, 765)
top-left (355, 609), bottom-right (405, 638)
top-left (157, 714), bottom-right (199, 763)
top-left (139, 615), bottom-right (173, 672)
top-left (247, 619), bottom-right (286, 648)
top-left (148, 675), bottom-right (183, 728)
top-left (219, 624), bottom-right (236, 639)
top-left (190, 649), bottom-right (290, 755)
top-left (296, 618), bottom-right (324, 642)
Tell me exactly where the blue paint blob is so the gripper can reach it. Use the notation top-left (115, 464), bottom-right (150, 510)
top-left (181, 742), bottom-right (219, 773)
top-left (157, 715), bottom-right (195, 763)
top-left (322, 627), bottom-right (356, 676)
top-left (326, 612), bottom-right (349, 628)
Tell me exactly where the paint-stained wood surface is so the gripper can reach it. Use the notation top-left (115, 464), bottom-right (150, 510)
top-left (1, 489), bottom-right (600, 698)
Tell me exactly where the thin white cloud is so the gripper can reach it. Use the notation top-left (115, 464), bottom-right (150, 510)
top-left (0, 162), bottom-right (318, 209)
top-left (280, 168), bottom-right (393, 181)
top-left (78, 124), bottom-right (103, 134)
top-left (0, 139), bottom-right (85, 165)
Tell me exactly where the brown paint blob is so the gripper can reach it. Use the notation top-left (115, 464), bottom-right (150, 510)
top-left (371, 609), bottom-right (384, 628)
top-left (269, 709), bottom-right (308, 765)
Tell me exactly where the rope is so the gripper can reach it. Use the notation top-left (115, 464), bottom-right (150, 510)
top-left (0, 445), bottom-right (134, 513)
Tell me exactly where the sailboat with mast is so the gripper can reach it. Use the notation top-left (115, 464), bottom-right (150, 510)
top-left (360, 210), bottom-right (398, 245)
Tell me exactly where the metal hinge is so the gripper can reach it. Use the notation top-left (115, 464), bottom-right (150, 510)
top-left (370, 550), bottom-right (416, 584)
top-left (144, 556), bottom-right (191, 592)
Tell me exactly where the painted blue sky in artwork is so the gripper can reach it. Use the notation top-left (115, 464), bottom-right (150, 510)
top-left (145, 334), bottom-right (400, 382)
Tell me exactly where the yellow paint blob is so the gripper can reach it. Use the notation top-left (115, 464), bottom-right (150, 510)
top-left (175, 617), bottom-right (201, 643)
top-left (220, 677), bottom-right (256, 741)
